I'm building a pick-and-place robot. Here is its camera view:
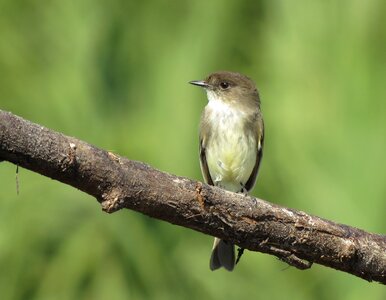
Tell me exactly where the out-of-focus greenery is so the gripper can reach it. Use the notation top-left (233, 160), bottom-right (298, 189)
top-left (0, 0), bottom-right (385, 299)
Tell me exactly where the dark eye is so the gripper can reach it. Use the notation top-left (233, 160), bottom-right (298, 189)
top-left (219, 81), bottom-right (230, 90)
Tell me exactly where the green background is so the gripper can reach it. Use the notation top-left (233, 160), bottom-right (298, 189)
top-left (0, 0), bottom-right (385, 299)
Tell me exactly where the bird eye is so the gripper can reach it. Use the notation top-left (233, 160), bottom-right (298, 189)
top-left (219, 82), bottom-right (230, 90)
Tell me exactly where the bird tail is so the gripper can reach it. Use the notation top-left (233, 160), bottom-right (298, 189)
top-left (209, 238), bottom-right (235, 271)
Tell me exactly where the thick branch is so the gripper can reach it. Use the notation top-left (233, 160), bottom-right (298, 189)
top-left (0, 110), bottom-right (385, 284)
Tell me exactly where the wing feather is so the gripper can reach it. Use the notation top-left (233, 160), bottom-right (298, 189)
top-left (199, 135), bottom-right (214, 186)
top-left (244, 117), bottom-right (264, 192)
top-left (199, 111), bottom-right (215, 186)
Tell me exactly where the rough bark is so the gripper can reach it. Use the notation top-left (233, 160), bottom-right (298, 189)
top-left (0, 110), bottom-right (385, 284)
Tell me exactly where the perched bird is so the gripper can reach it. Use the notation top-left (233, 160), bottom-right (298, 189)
top-left (190, 71), bottom-right (264, 271)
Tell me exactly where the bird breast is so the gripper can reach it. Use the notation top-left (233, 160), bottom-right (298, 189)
top-left (204, 97), bottom-right (256, 192)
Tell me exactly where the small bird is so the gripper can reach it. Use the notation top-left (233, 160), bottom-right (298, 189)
top-left (189, 71), bottom-right (264, 271)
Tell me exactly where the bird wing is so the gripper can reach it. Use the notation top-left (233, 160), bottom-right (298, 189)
top-left (199, 115), bottom-right (214, 186)
top-left (199, 135), bottom-right (214, 186)
top-left (244, 116), bottom-right (264, 192)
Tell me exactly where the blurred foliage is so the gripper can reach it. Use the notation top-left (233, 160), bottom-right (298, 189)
top-left (0, 0), bottom-right (385, 299)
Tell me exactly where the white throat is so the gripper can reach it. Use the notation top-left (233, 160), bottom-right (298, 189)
top-left (205, 90), bottom-right (245, 119)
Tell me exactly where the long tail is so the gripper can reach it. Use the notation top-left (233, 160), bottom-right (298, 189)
top-left (209, 238), bottom-right (235, 271)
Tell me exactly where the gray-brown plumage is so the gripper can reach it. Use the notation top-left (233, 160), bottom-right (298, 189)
top-left (190, 71), bottom-right (264, 271)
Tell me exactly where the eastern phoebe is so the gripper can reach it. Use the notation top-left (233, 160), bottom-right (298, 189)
top-left (189, 71), bottom-right (264, 271)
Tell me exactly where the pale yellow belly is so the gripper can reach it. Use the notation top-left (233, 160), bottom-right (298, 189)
top-left (206, 130), bottom-right (256, 192)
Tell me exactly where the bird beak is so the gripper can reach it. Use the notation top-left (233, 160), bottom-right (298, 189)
top-left (189, 80), bottom-right (210, 88)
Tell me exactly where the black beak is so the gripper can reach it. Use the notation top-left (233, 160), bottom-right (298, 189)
top-left (189, 80), bottom-right (210, 88)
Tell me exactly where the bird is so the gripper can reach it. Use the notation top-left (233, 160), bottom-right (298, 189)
top-left (189, 71), bottom-right (264, 271)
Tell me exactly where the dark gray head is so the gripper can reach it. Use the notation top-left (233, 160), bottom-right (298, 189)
top-left (189, 71), bottom-right (260, 106)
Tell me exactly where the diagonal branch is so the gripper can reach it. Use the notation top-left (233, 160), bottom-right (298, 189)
top-left (0, 110), bottom-right (385, 284)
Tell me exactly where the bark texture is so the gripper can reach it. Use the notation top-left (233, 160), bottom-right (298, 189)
top-left (0, 110), bottom-right (385, 284)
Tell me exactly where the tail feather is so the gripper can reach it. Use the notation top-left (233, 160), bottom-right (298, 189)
top-left (209, 238), bottom-right (235, 271)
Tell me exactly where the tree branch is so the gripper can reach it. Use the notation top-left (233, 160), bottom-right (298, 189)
top-left (0, 110), bottom-right (385, 284)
